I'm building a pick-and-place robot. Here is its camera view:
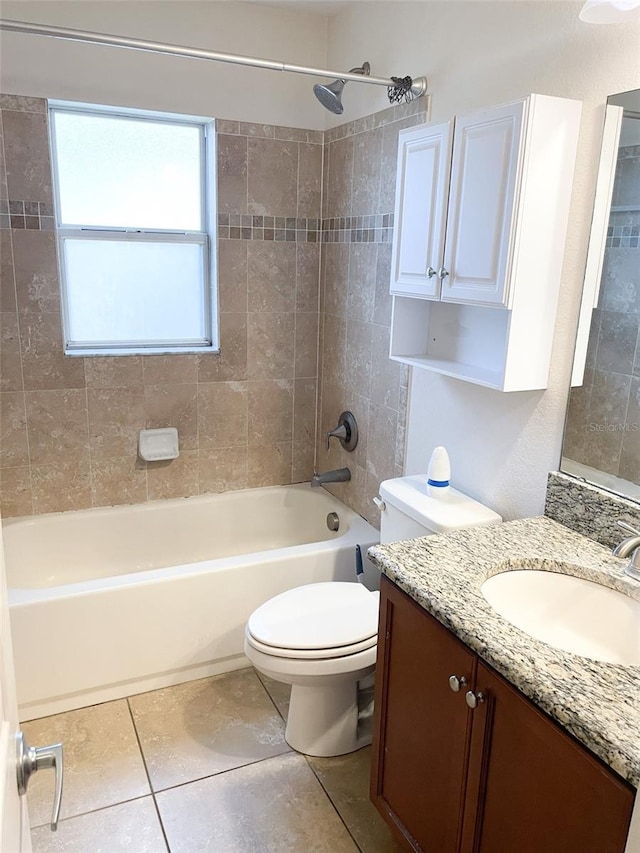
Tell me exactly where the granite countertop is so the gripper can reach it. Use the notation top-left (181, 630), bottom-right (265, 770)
top-left (368, 516), bottom-right (640, 787)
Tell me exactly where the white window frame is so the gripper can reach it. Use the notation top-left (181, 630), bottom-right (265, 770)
top-left (49, 100), bottom-right (219, 356)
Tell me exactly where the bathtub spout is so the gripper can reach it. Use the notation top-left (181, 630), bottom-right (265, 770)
top-left (311, 468), bottom-right (351, 488)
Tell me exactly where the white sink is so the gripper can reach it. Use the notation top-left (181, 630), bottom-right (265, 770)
top-left (481, 569), bottom-right (640, 666)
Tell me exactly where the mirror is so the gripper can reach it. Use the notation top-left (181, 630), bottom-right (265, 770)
top-left (562, 88), bottom-right (640, 500)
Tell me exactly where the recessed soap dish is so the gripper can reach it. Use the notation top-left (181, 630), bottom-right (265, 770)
top-left (138, 428), bottom-right (179, 462)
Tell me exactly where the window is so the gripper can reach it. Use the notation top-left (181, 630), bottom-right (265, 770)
top-left (49, 101), bottom-right (218, 355)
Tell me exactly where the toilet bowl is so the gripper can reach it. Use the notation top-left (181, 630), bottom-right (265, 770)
top-left (245, 475), bottom-right (502, 757)
top-left (244, 581), bottom-right (379, 756)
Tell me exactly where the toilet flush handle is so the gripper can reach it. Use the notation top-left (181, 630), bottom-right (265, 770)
top-left (373, 496), bottom-right (386, 512)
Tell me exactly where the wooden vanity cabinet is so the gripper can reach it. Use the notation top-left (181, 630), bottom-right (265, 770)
top-left (371, 576), bottom-right (635, 853)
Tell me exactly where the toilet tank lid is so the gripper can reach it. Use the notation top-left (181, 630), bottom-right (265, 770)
top-left (379, 475), bottom-right (502, 534)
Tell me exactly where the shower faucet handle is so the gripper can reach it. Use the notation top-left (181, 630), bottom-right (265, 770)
top-left (325, 411), bottom-right (358, 452)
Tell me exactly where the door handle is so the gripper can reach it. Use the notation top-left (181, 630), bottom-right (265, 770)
top-left (16, 731), bottom-right (64, 831)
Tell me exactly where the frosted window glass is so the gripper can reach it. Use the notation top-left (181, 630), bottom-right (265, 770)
top-left (53, 112), bottom-right (203, 230)
top-left (63, 240), bottom-right (207, 344)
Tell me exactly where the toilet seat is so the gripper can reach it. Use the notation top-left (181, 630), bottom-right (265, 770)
top-left (246, 582), bottom-right (379, 656)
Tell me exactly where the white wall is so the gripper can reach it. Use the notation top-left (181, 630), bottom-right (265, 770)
top-left (327, 0), bottom-right (640, 520)
top-left (0, 1), bottom-right (329, 128)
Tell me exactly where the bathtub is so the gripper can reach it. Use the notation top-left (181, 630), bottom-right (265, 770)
top-left (3, 484), bottom-right (378, 721)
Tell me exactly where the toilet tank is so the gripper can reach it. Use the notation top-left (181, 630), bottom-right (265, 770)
top-left (379, 475), bottom-right (501, 544)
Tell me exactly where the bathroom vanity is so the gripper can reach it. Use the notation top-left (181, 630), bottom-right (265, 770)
top-left (368, 517), bottom-right (640, 853)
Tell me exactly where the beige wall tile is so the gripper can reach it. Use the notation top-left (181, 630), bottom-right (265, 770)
top-left (326, 136), bottom-right (354, 218)
top-left (31, 456), bottom-right (92, 513)
top-left (129, 670), bottom-right (289, 791)
top-left (0, 465), bottom-right (32, 517)
top-left (0, 229), bottom-right (16, 312)
top-left (88, 386), bottom-right (145, 460)
top-left (373, 242), bottom-right (393, 325)
top-left (292, 439), bottom-right (315, 483)
top-left (366, 402), bottom-right (398, 484)
top-left (321, 314), bottom-right (347, 388)
top-left (84, 356), bottom-right (144, 388)
top-left (248, 379), bottom-right (293, 445)
top-left (19, 312), bottom-right (85, 390)
top-left (298, 142), bottom-right (323, 217)
top-left (217, 134), bottom-right (247, 214)
top-left (1, 312), bottom-right (23, 391)
top-left (247, 138), bottom-right (298, 217)
top-left (294, 379), bottom-right (317, 444)
top-left (239, 122), bottom-right (275, 138)
top-left (352, 126), bottom-right (383, 216)
top-left (247, 312), bottom-right (295, 381)
top-left (0, 95), bottom-right (46, 112)
top-left (197, 313), bottom-right (247, 382)
top-left (198, 381), bottom-right (248, 449)
top-left (146, 451), bottom-right (199, 500)
top-left (199, 446), bottom-right (248, 494)
top-left (0, 113), bottom-right (7, 202)
top-left (323, 243), bottom-right (350, 318)
top-left (274, 126), bottom-right (308, 142)
top-left (13, 230), bottom-right (59, 314)
top-left (345, 319), bottom-right (373, 400)
top-left (295, 312), bottom-right (319, 379)
top-left (347, 244), bottom-right (377, 323)
top-left (218, 239), bottom-right (248, 313)
top-left (371, 323), bottom-right (401, 410)
top-left (156, 753), bottom-right (358, 853)
top-left (247, 241), bottom-right (296, 313)
top-left (144, 382), bottom-right (197, 451)
top-left (91, 456), bottom-right (147, 508)
top-left (22, 699), bottom-right (150, 827)
top-left (141, 354), bottom-right (197, 385)
top-left (2, 110), bottom-right (53, 203)
top-left (247, 441), bottom-right (292, 487)
top-left (0, 390), bottom-right (28, 467)
top-left (296, 243), bottom-right (320, 312)
top-left (26, 388), bottom-right (89, 465)
top-left (31, 797), bottom-right (167, 853)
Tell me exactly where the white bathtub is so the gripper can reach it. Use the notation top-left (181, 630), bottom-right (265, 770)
top-left (3, 484), bottom-right (378, 721)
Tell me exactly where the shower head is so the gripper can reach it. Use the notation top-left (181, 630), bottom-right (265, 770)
top-left (313, 62), bottom-right (370, 114)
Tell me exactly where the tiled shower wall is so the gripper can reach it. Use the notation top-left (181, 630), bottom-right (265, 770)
top-left (0, 95), bottom-right (322, 516)
top-left (563, 142), bottom-right (640, 481)
top-left (316, 100), bottom-right (427, 526)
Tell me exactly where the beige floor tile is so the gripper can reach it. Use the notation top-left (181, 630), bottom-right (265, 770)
top-left (255, 670), bottom-right (291, 720)
top-left (31, 797), bottom-right (167, 853)
top-left (307, 747), bottom-right (405, 853)
top-left (129, 669), bottom-right (291, 791)
top-left (22, 700), bottom-right (150, 828)
top-left (156, 752), bottom-right (359, 853)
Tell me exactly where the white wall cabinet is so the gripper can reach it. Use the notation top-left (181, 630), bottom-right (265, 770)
top-left (390, 94), bottom-right (582, 392)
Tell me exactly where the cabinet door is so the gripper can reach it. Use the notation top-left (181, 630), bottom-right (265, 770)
top-left (462, 662), bottom-right (634, 853)
top-left (442, 100), bottom-right (525, 307)
top-left (371, 577), bottom-right (476, 852)
top-left (390, 120), bottom-right (454, 299)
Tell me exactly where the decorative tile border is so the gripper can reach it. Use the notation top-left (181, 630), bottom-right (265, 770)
top-left (544, 470), bottom-right (640, 549)
top-left (324, 96), bottom-right (429, 144)
top-left (216, 119), bottom-right (323, 144)
top-left (218, 212), bottom-right (395, 244)
top-left (606, 217), bottom-right (640, 248)
top-left (1, 199), bottom-right (55, 231)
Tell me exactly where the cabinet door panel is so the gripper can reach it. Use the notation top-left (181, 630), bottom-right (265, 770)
top-left (465, 663), bottom-right (634, 853)
top-left (390, 121), bottom-right (453, 299)
top-left (442, 101), bottom-right (524, 307)
top-left (372, 578), bottom-right (476, 852)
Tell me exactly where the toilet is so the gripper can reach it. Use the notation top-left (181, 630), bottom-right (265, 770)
top-left (244, 475), bottom-right (501, 757)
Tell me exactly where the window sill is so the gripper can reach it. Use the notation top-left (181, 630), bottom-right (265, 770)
top-left (65, 346), bottom-right (221, 357)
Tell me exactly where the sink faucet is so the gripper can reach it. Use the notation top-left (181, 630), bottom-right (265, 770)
top-left (311, 468), bottom-right (351, 488)
top-left (612, 520), bottom-right (640, 581)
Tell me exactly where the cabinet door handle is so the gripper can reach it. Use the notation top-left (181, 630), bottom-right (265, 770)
top-left (438, 266), bottom-right (449, 280)
top-left (448, 675), bottom-right (467, 692)
top-left (426, 265), bottom-right (438, 278)
top-left (465, 690), bottom-right (486, 709)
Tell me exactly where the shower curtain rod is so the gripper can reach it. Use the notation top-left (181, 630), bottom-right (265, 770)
top-left (0, 18), bottom-right (427, 94)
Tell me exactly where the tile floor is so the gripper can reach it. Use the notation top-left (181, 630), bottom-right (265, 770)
top-left (23, 668), bottom-right (403, 852)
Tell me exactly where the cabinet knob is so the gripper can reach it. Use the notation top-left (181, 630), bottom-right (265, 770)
top-left (465, 690), bottom-right (486, 709)
top-left (438, 266), bottom-right (449, 280)
top-left (448, 675), bottom-right (467, 692)
top-left (427, 265), bottom-right (438, 278)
